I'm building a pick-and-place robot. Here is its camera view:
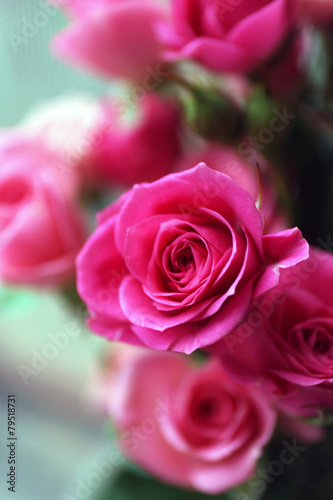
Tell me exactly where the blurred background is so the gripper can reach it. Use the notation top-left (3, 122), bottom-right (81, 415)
top-left (0, 2), bottom-right (109, 499)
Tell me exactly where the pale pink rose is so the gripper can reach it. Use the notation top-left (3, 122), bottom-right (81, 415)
top-left (175, 144), bottom-right (289, 234)
top-left (298, 0), bottom-right (333, 26)
top-left (0, 133), bottom-right (86, 286)
top-left (215, 248), bottom-right (333, 416)
top-left (76, 164), bottom-right (308, 353)
top-left (83, 343), bottom-right (143, 415)
top-left (50, 0), bottom-right (115, 19)
top-left (20, 94), bottom-right (104, 193)
top-left (108, 352), bottom-right (276, 494)
top-left (159, 0), bottom-right (297, 74)
top-left (51, 0), bottom-right (168, 81)
top-left (82, 94), bottom-right (182, 186)
top-left (21, 94), bottom-right (181, 188)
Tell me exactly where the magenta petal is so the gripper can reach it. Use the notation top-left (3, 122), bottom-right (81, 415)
top-left (188, 449), bottom-right (257, 494)
top-left (115, 177), bottom-right (192, 254)
top-left (226, 0), bottom-right (295, 60)
top-left (119, 276), bottom-right (212, 331)
top-left (131, 282), bottom-right (253, 353)
top-left (87, 317), bottom-right (144, 346)
top-left (165, 37), bottom-right (257, 72)
top-left (125, 214), bottom-right (178, 284)
top-left (76, 218), bottom-right (128, 321)
top-left (254, 227), bottom-right (309, 298)
top-left (176, 164), bottom-right (264, 251)
top-left (272, 369), bottom-right (329, 387)
top-left (116, 164), bottom-right (263, 255)
top-left (288, 247), bottom-right (333, 306)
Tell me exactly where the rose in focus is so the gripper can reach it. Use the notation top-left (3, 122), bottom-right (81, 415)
top-left (107, 350), bottom-right (276, 494)
top-left (175, 144), bottom-right (289, 234)
top-left (0, 133), bottom-right (86, 286)
top-left (77, 164), bottom-right (308, 353)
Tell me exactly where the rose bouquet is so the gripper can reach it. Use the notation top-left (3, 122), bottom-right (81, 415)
top-left (2, 0), bottom-right (333, 498)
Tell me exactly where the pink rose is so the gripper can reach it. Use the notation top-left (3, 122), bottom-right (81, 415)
top-left (0, 133), bottom-right (86, 286)
top-left (216, 248), bottom-right (333, 415)
top-left (160, 0), bottom-right (297, 74)
top-left (278, 412), bottom-right (325, 443)
top-left (175, 144), bottom-right (289, 234)
top-left (298, 0), bottom-right (333, 26)
top-left (77, 164), bottom-right (308, 353)
top-left (82, 94), bottom-right (182, 186)
top-left (20, 94), bottom-right (104, 192)
top-left (278, 383), bottom-right (333, 418)
top-left (21, 94), bottom-right (181, 188)
top-left (108, 352), bottom-right (276, 494)
top-left (260, 27), bottom-right (312, 99)
top-left (51, 0), bottom-right (168, 81)
top-left (50, 0), bottom-right (113, 19)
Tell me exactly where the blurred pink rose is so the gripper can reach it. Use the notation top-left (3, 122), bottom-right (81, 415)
top-left (0, 133), bottom-right (86, 287)
top-left (278, 383), bottom-right (333, 418)
top-left (160, 0), bottom-right (297, 74)
top-left (21, 94), bottom-right (181, 188)
top-left (108, 352), bottom-right (276, 494)
top-left (299, 0), bottom-right (333, 26)
top-left (82, 94), bottom-right (182, 186)
top-left (20, 94), bottom-right (104, 192)
top-left (175, 144), bottom-right (289, 234)
top-left (51, 0), bottom-right (168, 81)
top-left (51, 0), bottom-right (114, 19)
top-left (77, 164), bottom-right (308, 353)
top-left (261, 27), bottom-right (312, 99)
top-left (83, 343), bottom-right (143, 414)
top-left (278, 412), bottom-right (325, 443)
top-left (215, 248), bottom-right (333, 416)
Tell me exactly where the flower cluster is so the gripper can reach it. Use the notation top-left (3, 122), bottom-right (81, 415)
top-left (3, 0), bottom-right (333, 497)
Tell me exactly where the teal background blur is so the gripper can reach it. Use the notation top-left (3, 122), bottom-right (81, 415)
top-left (0, 2), bottom-right (108, 500)
top-left (0, 0), bottom-right (107, 128)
